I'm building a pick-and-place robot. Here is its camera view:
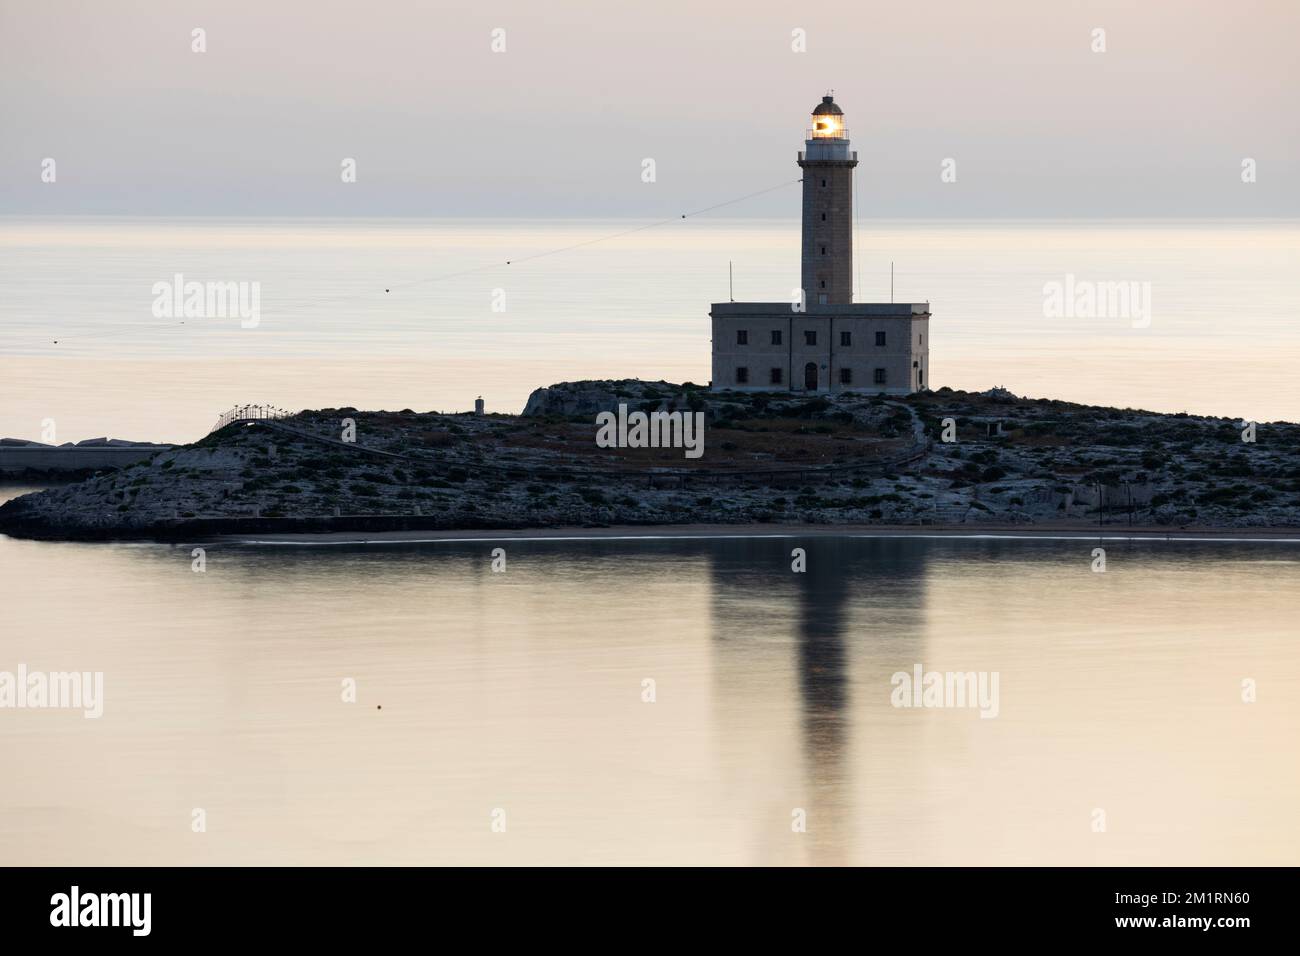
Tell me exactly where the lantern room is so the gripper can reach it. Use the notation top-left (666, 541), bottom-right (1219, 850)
top-left (809, 95), bottom-right (847, 139)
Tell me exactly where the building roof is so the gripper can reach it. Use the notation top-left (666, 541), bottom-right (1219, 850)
top-left (812, 95), bottom-right (843, 116)
top-left (710, 302), bottom-right (929, 317)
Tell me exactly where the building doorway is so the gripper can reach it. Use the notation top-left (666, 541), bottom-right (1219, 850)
top-left (804, 362), bottom-right (818, 391)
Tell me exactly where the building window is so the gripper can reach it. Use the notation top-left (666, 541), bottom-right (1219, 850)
top-left (919, 333), bottom-right (923, 345)
top-left (819, 280), bottom-right (825, 288)
top-left (840, 331), bottom-right (851, 347)
top-left (875, 331), bottom-right (886, 346)
top-left (874, 368), bottom-right (887, 385)
top-left (770, 367), bottom-right (783, 385)
top-left (817, 294), bottom-right (828, 305)
top-left (821, 212), bottom-right (826, 221)
top-left (804, 330), bottom-right (817, 346)
top-left (821, 179), bottom-right (826, 187)
top-left (770, 329), bottom-right (782, 346)
top-left (820, 245), bottom-right (826, 255)
top-left (839, 367), bottom-right (853, 385)
top-left (919, 368), bottom-right (924, 386)
top-left (736, 367), bottom-right (749, 384)
top-left (736, 329), bottom-right (748, 345)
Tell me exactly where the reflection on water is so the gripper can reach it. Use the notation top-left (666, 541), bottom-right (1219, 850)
top-left (1, 513), bottom-right (1298, 864)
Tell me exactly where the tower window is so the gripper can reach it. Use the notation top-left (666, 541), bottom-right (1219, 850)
top-left (770, 330), bottom-right (782, 345)
top-left (875, 331), bottom-right (886, 346)
top-left (736, 329), bottom-right (748, 345)
top-left (821, 179), bottom-right (826, 187)
top-left (804, 330), bottom-right (817, 346)
top-left (840, 331), bottom-right (851, 347)
top-left (820, 245), bottom-right (826, 255)
top-left (821, 213), bottom-right (826, 221)
top-left (839, 368), bottom-right (853, 385)
top-left (770, 368), bottom-right (783, 385)
top-left (736, 367), bottom-right (749, 384)
top-left (874, 368), bottom-right (887, 385)
top-left (819, 280), bottom-right (825, 289)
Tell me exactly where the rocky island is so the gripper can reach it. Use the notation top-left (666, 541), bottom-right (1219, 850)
top-left (1, 380), bottom-right (1297, 541)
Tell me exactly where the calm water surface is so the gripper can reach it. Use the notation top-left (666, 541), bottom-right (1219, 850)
top-left (2, 217), bottom-right (1298, 442)
top-left (2, 486), bottom-right (1297, 865)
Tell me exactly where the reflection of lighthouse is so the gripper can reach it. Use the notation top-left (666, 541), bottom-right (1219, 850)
top-left (709, 95), bottom-right (931, 395)
top-left (798, 95), bottom-right (858, 306)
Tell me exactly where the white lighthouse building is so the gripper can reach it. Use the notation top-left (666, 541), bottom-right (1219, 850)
top-left (710, 96), bottom-right (930, 394)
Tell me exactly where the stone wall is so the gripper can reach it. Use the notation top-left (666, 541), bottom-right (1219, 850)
top-left (710, 303), bottom-right (929, 394)
top-left (798, 159), bottom-right (856, 305)
top-left (0, 446), bottom-right (169, 475)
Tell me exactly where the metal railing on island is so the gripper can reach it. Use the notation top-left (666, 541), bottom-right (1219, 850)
top-left (209, 405), bottom-right (296, 434)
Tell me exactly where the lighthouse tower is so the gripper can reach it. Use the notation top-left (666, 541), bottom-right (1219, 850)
top-left (709, 95), bottom-right (930, 395)
top-left (798, 95), bottom-right (857, 306)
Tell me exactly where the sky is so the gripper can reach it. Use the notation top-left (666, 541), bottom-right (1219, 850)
top-left (1, 0), bottom-right (1297, 218)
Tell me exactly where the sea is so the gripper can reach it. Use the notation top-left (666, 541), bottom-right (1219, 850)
top-left (1, 217), bottom-right (1298, 864)
top-left (2, 217), bottom-right (1298, 441)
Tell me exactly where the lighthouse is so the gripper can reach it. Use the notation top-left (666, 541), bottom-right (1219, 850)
top-left (798, 95), bottom-right (857, 306)
top-left (709, 95), bottom-right (930, 395)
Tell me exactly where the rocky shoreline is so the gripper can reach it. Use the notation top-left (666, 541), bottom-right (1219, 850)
top-left (2, 380), bottom-right (1297, 541)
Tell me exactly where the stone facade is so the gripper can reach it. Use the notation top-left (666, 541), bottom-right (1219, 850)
top-left (710, 302), bottom-right (930, 395)
top-left (711, 96), bottom-right (930, 395)
top-left (798, 159), bottom-right (855, 305)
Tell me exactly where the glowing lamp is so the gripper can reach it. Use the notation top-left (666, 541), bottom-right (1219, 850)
top-left (810, 95), bottom-right (847, 140)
